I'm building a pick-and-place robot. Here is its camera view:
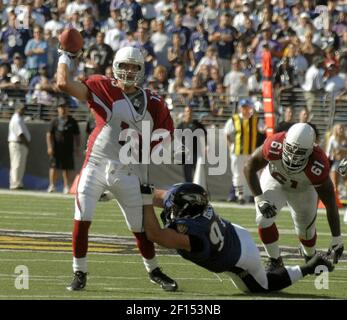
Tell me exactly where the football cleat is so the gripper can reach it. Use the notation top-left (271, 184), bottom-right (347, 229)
top-left (298, 246), bottom-right (316, 263)
top-left (304, 253), bottom-right (334, 275)
top-left (265, 257), bottom-right (284, 272)
top-left (66, 271), bottom-right (87, 291)
top-left (149, 268), bottom-right (178, 292)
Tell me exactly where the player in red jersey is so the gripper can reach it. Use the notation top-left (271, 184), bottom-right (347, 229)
top-left (56, 46), bottom-right (177, 291)
top-left (244, 123), bottom-right (344, 271)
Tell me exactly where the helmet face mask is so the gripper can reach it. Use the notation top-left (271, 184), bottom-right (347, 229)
top-left (112, 47), bottom-right (145, 86)
top-left (282, 139), bottom-right (312, 173)
top-left (281, 123), bottom-right (315, 174)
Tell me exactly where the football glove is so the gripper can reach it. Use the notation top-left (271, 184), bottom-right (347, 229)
top-left (337, 157), bottom-right (347, 177)
top-left (327, 235), bottom-right (344, 264)
top-left (255, 195), bottom-right (278, 219)
top-left (140, 183), bottom-right (155, 205)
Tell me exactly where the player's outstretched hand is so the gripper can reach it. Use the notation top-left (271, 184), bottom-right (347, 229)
top-left (328, 236), bottom-right (344, 264)
top-left (255, 195), bottom-right (277, 218)
top-left (337, 158), bottom-right (347, 177)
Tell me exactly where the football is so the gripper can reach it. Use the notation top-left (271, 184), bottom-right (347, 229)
top-left (58, 28), bottom-right (84, 53)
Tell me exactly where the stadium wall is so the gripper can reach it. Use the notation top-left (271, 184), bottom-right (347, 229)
top-left (0, 121), bottom-right (233, 200)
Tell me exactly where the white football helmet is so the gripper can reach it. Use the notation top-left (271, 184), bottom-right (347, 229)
top-left (112, 47), bottom-right (144, 86)
top-left (282, 123), bottom-right (316, 174)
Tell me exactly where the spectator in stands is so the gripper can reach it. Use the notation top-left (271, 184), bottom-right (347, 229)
top-left (209, 13), bottom-right (238, 77)
top-left (298, 107), bottom-right (319, 143)
top-left (224, 98), bottom-right (264, 204)
top-left (104, 18), bottom-right (126, 52)
top-left (46, 101), bottom-right (81, 194)
top-left (102, 7), bottom-right (122, 32)
top-left (326, 123), bottom-right (347, 198)
top-left (236, 16), bottom-right (256, 47)
top-left (207, 66), bottom-right (221, 93)
top-left (11, 53), bottom-right (30, 86)
top-left (301, 56), bottom-right (325, 112)
top-left (324, 62), bottom-right (346, 98)
top-left (0, 64), bottom-right (27, 102)
top-left (44, 29), bottom-right (59, 79)
top-left (120, 0), bottom-right (144, 33)
top-left (24, 25), bottom-right (48, 79)
top-left (0, 11), bottom-right (31, 61)
top-left (274, 14), bottom-right (296, 47)
top-left (167, 32), bottom-right (188, 77)
top-left (248, 64), bottom-right (263, 97)
top-left (275, 105), bottom-right (294, 133)
top-left (28, 65), bottom-right (52, 96)
top-left (199, 0), bottom-right (219, 35)
top-left (135, 27), bottom-right (156, 77)
top-left (8, 102), bottom-right (31, 190)
top-left (186, 75), bottom-right (210, 111)
top-left (300, 30), bottom-right (324, 66)
top-left (333, 9), bottom-right (347, 38)
top-left (251, 24), bottom-right (283, 66)
top-left (151, 18), bottom-right (170, 69)
top-left (182, 2), bottom-right (198, 32)
top-left (274, 56), bottom-right (296, 90)
top-left (223, 58), bottom-right (248, 102)
top-left (138, 0), bottom-right (157, 23)
top-left (44, 7), bottom-right (65, 38)
top-left (188, 22), bottom-right (209, 72)
top-left (285, 43), bottom-right (308, 87)
top-left (176, 106), bottom-right (207, 183)
top-left (80, 14), bottom-right (99, 50)
top-left (65, 0), bottom-right (91, 19)
top-left (193, 46), bottom-right (218, 76)
top-left (31, 77), bottom-right (55, 106)
top-left (119, 30), bottom-right (138, 49)
top-left (147, 65), bottom-right (169, 93)
top-left (83, 31), bottom-right (114, 76)
top-left (0, 63), bottom-right (13, 90)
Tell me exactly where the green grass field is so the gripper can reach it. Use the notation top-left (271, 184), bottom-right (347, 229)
top-left (0, 191), bottom-right (346, 300)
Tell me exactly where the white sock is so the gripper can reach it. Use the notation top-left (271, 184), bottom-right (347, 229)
top-left (73, 257), bottom-right (87, 273)
top-left (301, 244), bottom-right (316, 257)
top-left (264, 242), bottom-right (281, 259)
top-left (285, 266), bottom-right (303, 284)
top-left (142, 257), bottom-right (158, 273)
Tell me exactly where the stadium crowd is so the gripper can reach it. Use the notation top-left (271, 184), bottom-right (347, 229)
top-left (1, 0), bottom-right (347, 111)
top-left (1, 0), bottom-right (347, 202)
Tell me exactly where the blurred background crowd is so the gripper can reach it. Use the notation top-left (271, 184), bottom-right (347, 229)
top-left (1, 0), bottom-right (347, 203)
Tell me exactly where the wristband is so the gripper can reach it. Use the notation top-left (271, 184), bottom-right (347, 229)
top-left (142, 194), bottom-right (153, 206)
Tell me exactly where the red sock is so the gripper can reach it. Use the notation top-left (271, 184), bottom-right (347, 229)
top-left (133, 232), bottom-right (155, 259)
top-left (299, 231), bottom-right (317, 248)
top-left (258, 223), bottom-right (279, 244)
top-left (72, 220), bottom-right (91, 258)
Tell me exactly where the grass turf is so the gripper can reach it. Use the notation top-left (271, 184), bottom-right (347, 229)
top-left (0, 192), bottom-right (346, 300)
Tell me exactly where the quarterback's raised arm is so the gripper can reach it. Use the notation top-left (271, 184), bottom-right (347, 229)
top-left (56, 29), bottom-right (89, 102)
top-left (57, 57), bottom-right (89, 102)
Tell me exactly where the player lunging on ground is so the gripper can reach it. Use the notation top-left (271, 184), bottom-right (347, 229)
top-left (243, 123), bottom-right (343, 271)
top-left (141, 182), bottom-right (334, 293)
top-left (57, 45), bottom-right (177, 291)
